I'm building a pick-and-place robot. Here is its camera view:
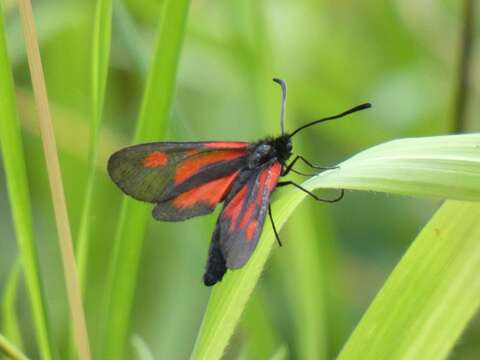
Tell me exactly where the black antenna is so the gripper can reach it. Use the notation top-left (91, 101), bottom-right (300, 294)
top-left (273, 78), bottom-right (287, 135)
top-left (290, 103), bottom-right (372, 137)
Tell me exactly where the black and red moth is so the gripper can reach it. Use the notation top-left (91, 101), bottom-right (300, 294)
top-left (108, 79), bottom-right (370, 286)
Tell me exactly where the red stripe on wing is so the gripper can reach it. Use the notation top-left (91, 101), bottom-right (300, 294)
top-left (224, 162), bottom-right (281, 239)
top-left (245, 162), bottom-right (281, 241)
top-left (253, 162), bottom-right (280, 206)
top-left (185, 148), bottom-right (199, 156)
top-left (175, 150), bottom-right (246, 184)
top-left (246, 220), bottom-right (258, 241)
top-left (224, 186), bottom-right (248, 230)
top-left (239, 202), bottom-right (255, 229)
top-left (204, 142), bottom-right (249, 149)
top-left (266, 163), bottom-right (281, 192)
top-left (173, 171), bottom-right (240, 209)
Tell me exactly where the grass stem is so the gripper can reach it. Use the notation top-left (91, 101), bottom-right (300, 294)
top-left (0, 6), bottom-right (54, 359)
top-left (17, 0), bottom-right (91, 358)
top-left (0, 333), bottom-right (29, 360)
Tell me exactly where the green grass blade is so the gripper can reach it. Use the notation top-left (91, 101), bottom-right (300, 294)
top-left (69, 0), bottom-right (112, 357)
top-left (0, 333), bottom-right (29, 360)
top-left (75, 0), bottom-right (113, 292)
top-left (283, 206), bottom-right (333, 360)
top-left (131, 334), bottom-right (155, 360)
top-left (190, 133), bottom-right (480, 360)
top-left (268, 344), bottom-right (289, 360)
top-left (306, 134), bottom-right (480, 200)
top-left (338, 200), bottom-right (480, 359)
top-left (240, 293), bottom-right (279, 359)
top-left (102, 1), bottom-right (191, 359)
top-left (0, 7), bottom-right (55, 359)
top-left (112, 1), bottom-right (148, 79)
top-left (2, 260), bottom-right (23, 350)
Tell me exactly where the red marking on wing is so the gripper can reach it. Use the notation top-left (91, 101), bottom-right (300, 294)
top-left (246, 220), bottom-right (258, 241)
top-left (225, 162), bottom-right (282, 234)
top-left (266, 163), bottom-right (281, 191)
top-left (173, 171), bottom-right (240, 209)
top-left (239, 202), bottom-right (255, 229)
top-left (254, 170), bottom-right (268, 204)
top-left (185, 148), bottom-right (199, 156)
top-left (144, 151), bottom-right (168, 167)
top-left (204, 142), bottom-right (249, 149)
top-left (224, 186), bottom-right (248, 229)
top-left (175, 150), bottom-right (245, 184)
top-left (251, 162), bottom-right (281, 205)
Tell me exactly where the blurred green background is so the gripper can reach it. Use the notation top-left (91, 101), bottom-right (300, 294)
top-left (1, 0), bottom-right (479, 359)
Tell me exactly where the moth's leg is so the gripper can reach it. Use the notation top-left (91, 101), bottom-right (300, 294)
top-left (277, 181), bottom-right (344, 203)
top-left (288, 168), bottom-right (318, 177)
top-left (282, 155), bottom-right (300, 175)
top-left (282, 156), bottom-right (310, 176)
top-left (283, 155), bottom-right (339, 176)
top-left (268, 205), bottom-right (282, 247)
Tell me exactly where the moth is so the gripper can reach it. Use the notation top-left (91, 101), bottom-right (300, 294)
top-left (107, 79), bottom-right (370, 286)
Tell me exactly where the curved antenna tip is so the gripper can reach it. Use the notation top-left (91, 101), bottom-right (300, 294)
top-left (273, 78), bottom-right (285, 85)
top-left (273, 78), bottom-right (287, 134)
top-left (359, 102), bottom-right (372, 110)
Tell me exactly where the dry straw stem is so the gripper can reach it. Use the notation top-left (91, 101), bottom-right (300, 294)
top-left (2, 261), bottom-right (23, 349)
top-left (0, 6), bottom-right (53, 358)
top-left (0, 333), bottom-right (29, 360)
top-left (17, 0), bottom-right (91, 359)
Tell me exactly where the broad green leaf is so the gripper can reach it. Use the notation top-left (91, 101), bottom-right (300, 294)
top-left (303, 133), bottom-right (480, 200)
top-left (338, 200), bottom-right (480, 359)
top-left (191, 133), bottom-right (480, 360)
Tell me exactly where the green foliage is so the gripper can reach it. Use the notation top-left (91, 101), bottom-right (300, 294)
top-left (2, 261), bottom-right (23, 349)
top-left (0, 7), bottom-right (54, 359)
top-left (1, 1), bottom-right (479, 359)
top-left (339, 200), bottom-right (480, 359)
top-left (0, 333), bottom-right (29, 360)
top-left (76, 0), bottom-right (113, 294)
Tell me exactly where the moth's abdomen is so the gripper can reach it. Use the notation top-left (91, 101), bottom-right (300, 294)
top-left (203, 227), bottom-right (227, 286)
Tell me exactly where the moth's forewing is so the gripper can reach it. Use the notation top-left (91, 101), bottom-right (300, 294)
top-left (108, 141), bottom-right (249, 220)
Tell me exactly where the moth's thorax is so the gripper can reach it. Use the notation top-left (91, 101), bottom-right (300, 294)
top-left (247, 135), bottom-right (292, 168)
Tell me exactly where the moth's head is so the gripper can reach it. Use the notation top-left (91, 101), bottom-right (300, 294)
top-left (273, 134), bottom-right (292, 163)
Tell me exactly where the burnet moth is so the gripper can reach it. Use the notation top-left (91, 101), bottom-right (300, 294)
top-left (107, 79), bottom-right (371, 286)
